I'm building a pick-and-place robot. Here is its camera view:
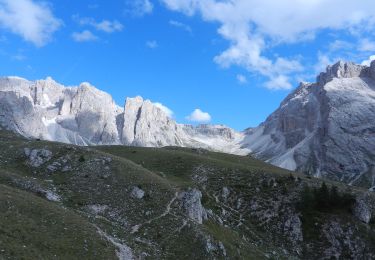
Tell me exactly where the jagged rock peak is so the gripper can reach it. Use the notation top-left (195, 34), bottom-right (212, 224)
top-left (317, 60), bottom-right (368, 85)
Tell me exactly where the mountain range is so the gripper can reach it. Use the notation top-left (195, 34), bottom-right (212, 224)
top-left (1, 60), bottom-right (374, 188)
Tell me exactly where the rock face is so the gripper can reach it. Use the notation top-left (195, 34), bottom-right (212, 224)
top-left (178, 188), bottom-right (207, 224)
top-left (242, 61), bottom-right (375, 188)
top-left (121, 96), bottom-right (186, 147)
top-left (24, 148), bottom-right (53, 167)
top-left (0, 77), bottom-right (122, 145)
top-left (353, 194), bottom-right (373, 224)
top-left (0, 77), bottom-right (246, 154)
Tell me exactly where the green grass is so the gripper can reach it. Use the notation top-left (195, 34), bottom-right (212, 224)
top-left (0, 184), bottom-right (117, 259)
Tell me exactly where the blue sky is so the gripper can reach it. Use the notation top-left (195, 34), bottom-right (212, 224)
top-left (1, 0), bottom-right (375, 130)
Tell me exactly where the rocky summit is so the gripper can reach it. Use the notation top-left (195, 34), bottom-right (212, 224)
top-left (244, 61), bottom-right (375, 189)
top-left (0, 60), bottom-right (374, 189)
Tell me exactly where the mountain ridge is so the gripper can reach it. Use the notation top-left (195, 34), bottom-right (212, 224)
top-left (0, 76), bottom-right (247, 154)
top-left (1, 59), bottom-right (374, 188)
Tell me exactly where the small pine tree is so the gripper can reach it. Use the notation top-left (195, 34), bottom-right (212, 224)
top-left (78, 155), bottom-right (85, 162)
top-left (299, 184), bottom-right (315, 211)
top-left (329, 185), bottom-right (340, 205)
top-left (315, 182), bottom-right (330, 210)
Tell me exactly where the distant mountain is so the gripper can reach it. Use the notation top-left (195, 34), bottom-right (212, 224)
top-left (0, 76), bottom-right (246, 154)
top-left (1, 60), bottom-right (374, 188)
top-left (243, 61), bottom-right (375, 188)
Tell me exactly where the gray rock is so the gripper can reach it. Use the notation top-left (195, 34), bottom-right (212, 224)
top-left (221, 187), bottom-right (230, 201)
top-left (131, 186), bottom-right (145, 199)
top-left (283, 214), bottom-right (303, 243)
top-left (353, 195), bottom-right (372, 224)
top-left (24, 148), bottom-right (52, 167)
top-left (178, 188), bottom-right (207, 224)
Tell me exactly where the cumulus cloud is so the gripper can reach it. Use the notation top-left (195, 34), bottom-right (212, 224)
top-left (361, 55), bottom-right (375, 66)
top-left (125, 0), bottom-right (153, 17)
top-left (72, 30), bottom-right (98, 42)
top-left (169, 20), bottom-right (192, 34)
top-left (146, 40), bottom-right (158, 49)
top-left (153, 102), bottom-right (173, 117)
top-left (265, 75), bottom-right (292, 90)
top-left (162, 0), bottom-right (375, 89)
top-left (73, 16), bottom-right (123, 33)
top-left (236, 74), bottom-right (247, 84)
top-left (0, 0), bottom-right (61, 47)
top-left (186, 109), bottom-right (211, 122)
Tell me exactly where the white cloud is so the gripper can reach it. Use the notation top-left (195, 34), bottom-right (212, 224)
top-left (94, 20), bottom-right (123, 33)
top-left (153, 102), bottom-right (173, 117)
top-left (169, 20), bottom-right (192, 33)
top-left (265, 75), bottom-right (292, 90)
top-left (146, 40), bottom-right (158, 49)
top-left (73, 16), bottom-right (123, 33)
top-left (162, 0), bottom-right (375, 89)
top-left (236, 74), bottom-right (247, 84)
top-left (125, 0), bottom-right (153, 17)
top-left (0, 0), bottom-right (61, 47)
top-left (361, 55), bottom-right (375, 66)
top-left (359, 38), bottom-right (375, 52)
top-left (186, 109), bottom-right (211, 122)
top-left (72, 30), bottom-right (98, 42)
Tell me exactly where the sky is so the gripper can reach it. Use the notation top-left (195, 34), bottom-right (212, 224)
top-left (0, 0), bottom-right (375, 130)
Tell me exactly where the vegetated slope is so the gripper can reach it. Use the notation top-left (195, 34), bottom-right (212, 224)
top-left (0, 130), bottom-right (374, 259)
top-left (0, 184), bottom-right (117, 259)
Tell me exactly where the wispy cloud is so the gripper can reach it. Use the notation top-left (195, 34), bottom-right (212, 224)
top-left (11, 54), bottom-right (26, 61)
top-left (72, 30), bottom-right (98, 42)
top-left (73, 15), bottom-right (123, 33)
top-left (146, 40), bottom-right (158, 49)
top-left (329, 40), bottom-right (353, 52)
top-left (359, 38), bottom-right (375, 52)
top-left (125, 0), bottom-right (153, 17)
top-left (169, 20), bottom-right (192, 34)
top-left (88, 4), bottom-right (99, 9)
top-left (0, 0), bottom-right (61, 47)
top-left (236, 74), bottom-right (247, 84)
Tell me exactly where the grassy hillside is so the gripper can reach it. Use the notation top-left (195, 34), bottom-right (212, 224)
top-left (0, 130), bottom-right (374, 259)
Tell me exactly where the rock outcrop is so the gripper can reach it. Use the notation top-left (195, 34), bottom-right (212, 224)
top-left (24, 148), bottom-right (53, 167)
top-left (242, 61), bottom-right (375, 188)
top-left (178, 188), bottom-right (207, 224)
